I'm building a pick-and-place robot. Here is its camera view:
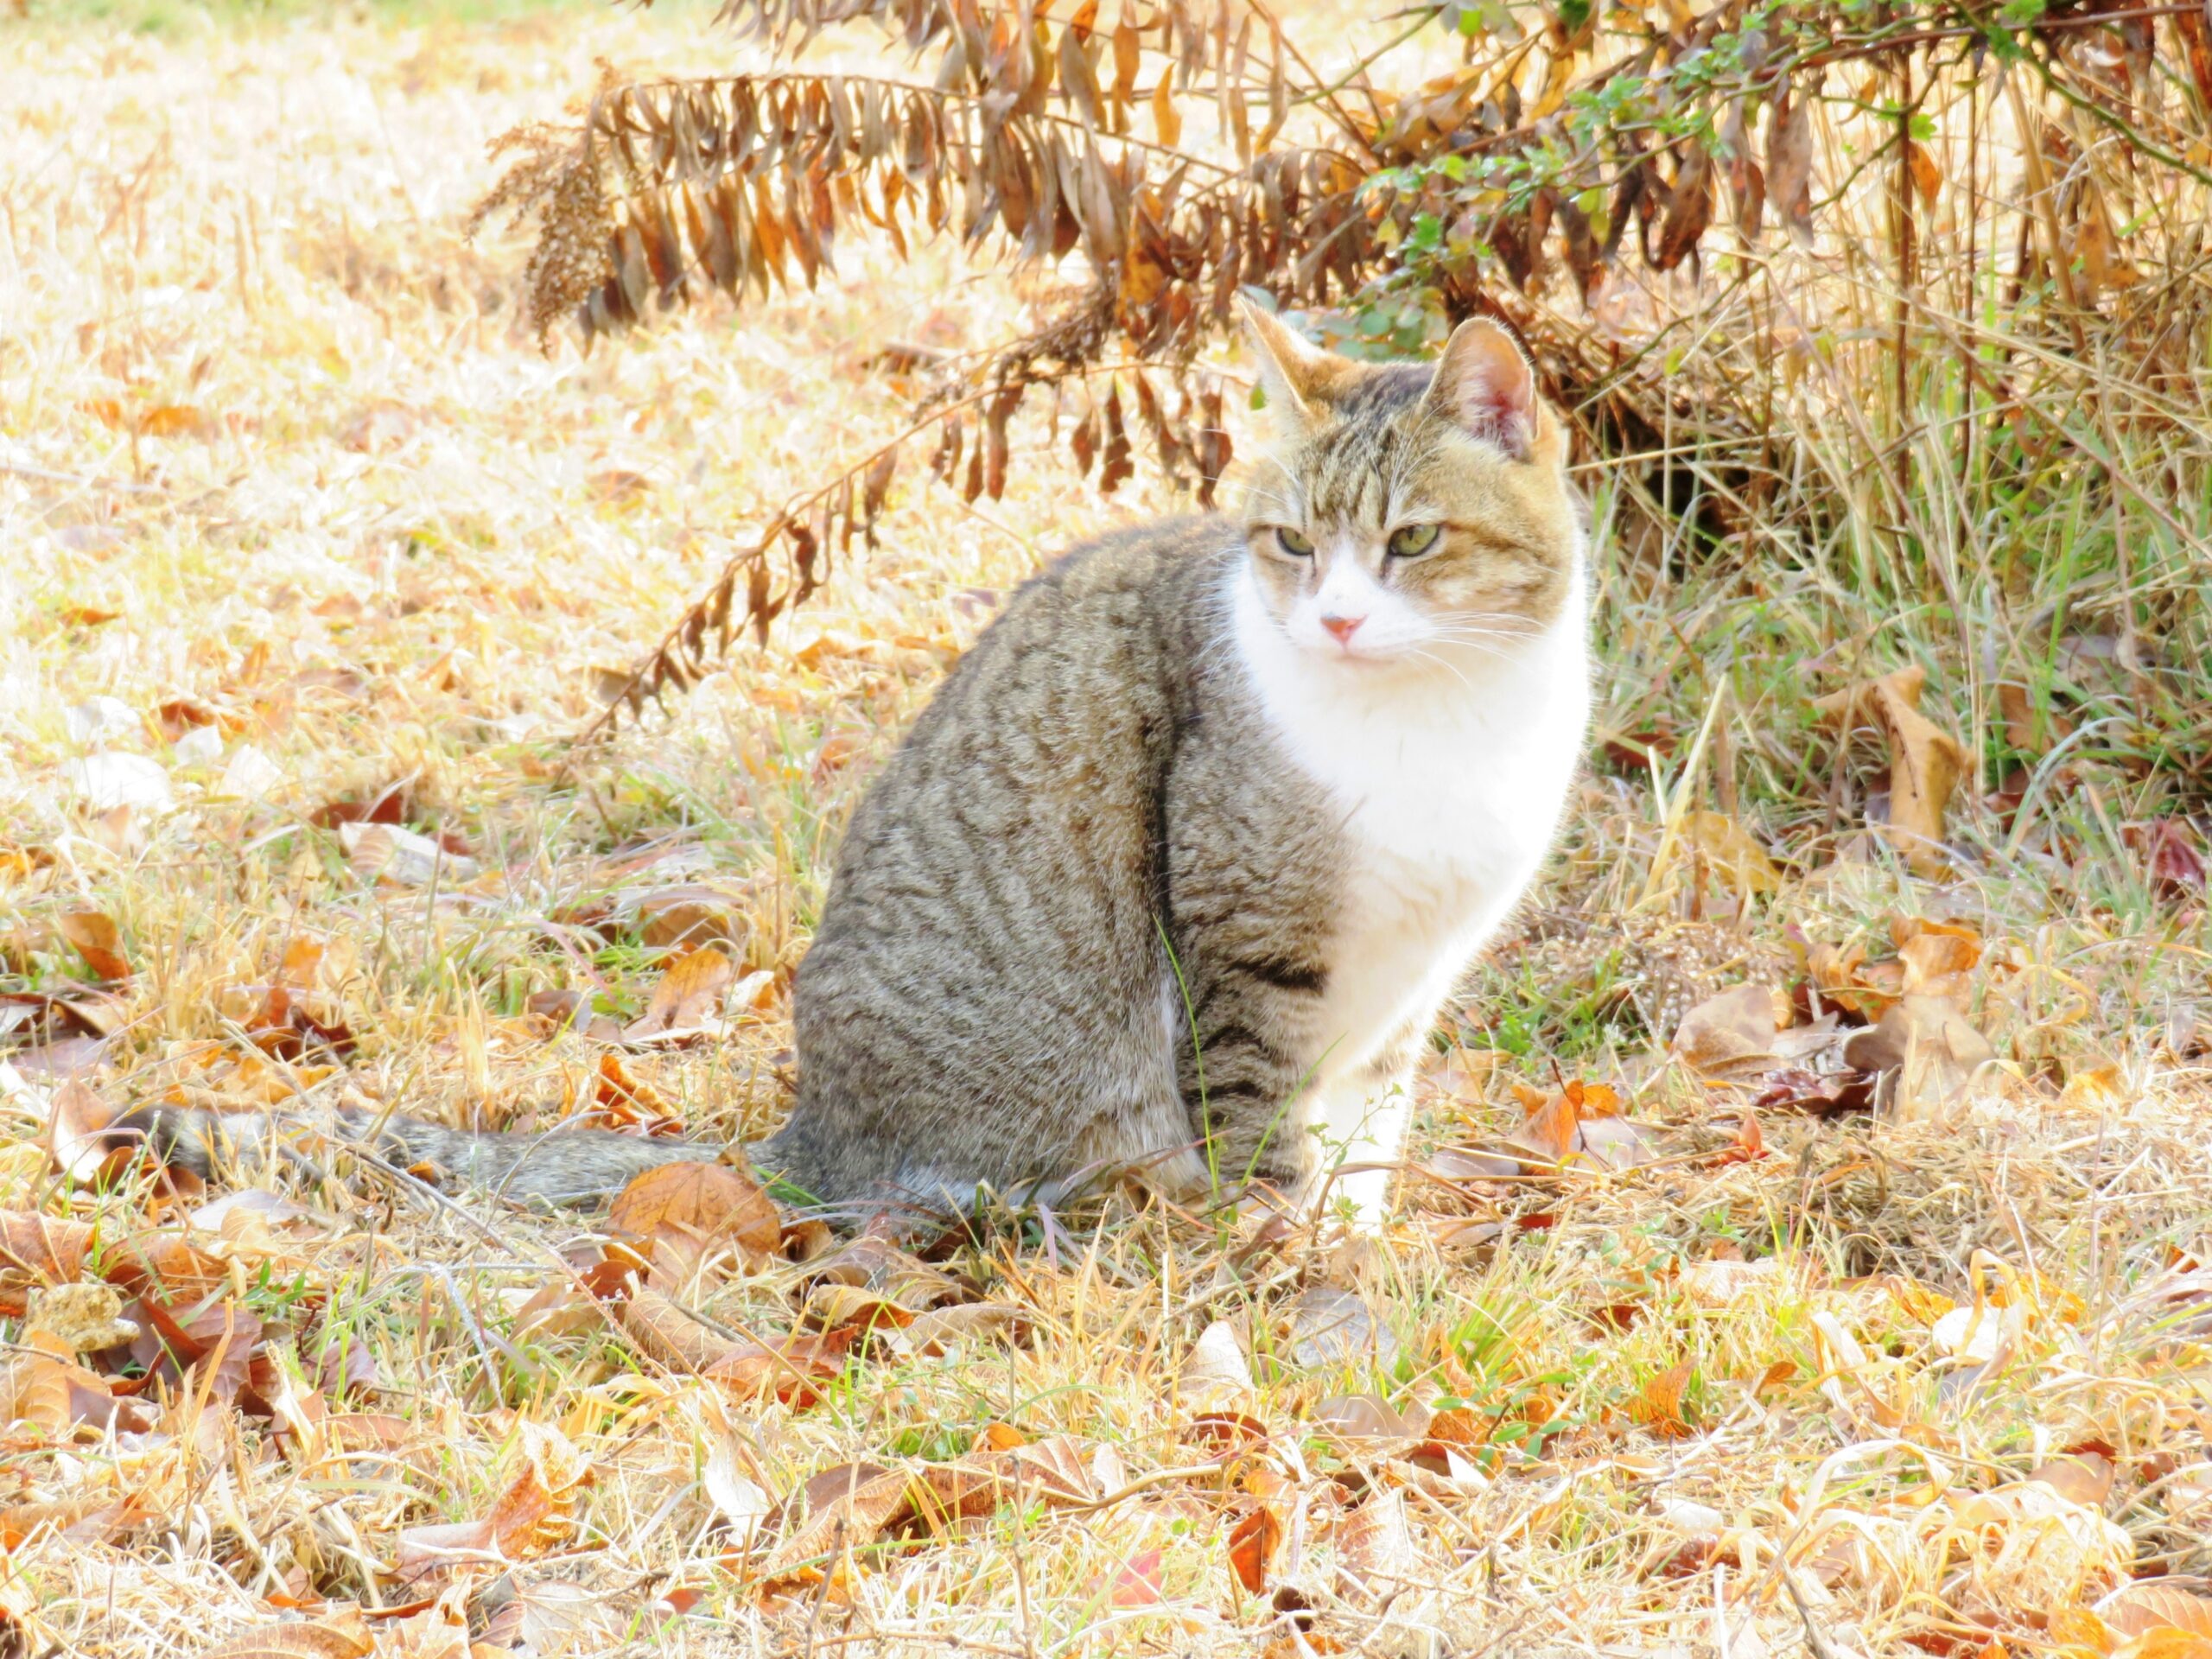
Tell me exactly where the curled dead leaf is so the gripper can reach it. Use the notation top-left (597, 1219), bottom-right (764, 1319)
top-left (1814, 666), bottom-right (1966, 875)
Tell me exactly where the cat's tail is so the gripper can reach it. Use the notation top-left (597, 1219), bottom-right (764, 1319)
top-left (104, 1100), bottom-right (727, 1207)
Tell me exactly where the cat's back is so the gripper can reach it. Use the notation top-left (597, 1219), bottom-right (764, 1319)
top-left (822, 515), bottom-right (1233, 867)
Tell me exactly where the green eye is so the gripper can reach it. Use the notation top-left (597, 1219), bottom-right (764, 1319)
top-left (1387, 524), bottom-right (1441, 559)
top-left (1275, 527), bottom-right (1315, 557)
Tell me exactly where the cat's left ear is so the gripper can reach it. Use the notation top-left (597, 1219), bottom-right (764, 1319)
top-left (1423, 318), bottom-right (1538, 461)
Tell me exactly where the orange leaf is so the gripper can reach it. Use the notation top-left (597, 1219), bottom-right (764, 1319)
top-left (0, 1211), bottom-right (96, 1283)
top-left (623, 946), bottom-right (734, 1040)
top-left (57, 910), bottom-right (130, 982)
top-left (608, 1161), bottom-right (781, 1262)
top-left (1632, 1362), bottom-right (1694, 1437)
top-left (1111, 1546), bottom-right (1165, 1607)
top-left (200, 1611), bottom-right (376, 1659)
top-left (1227, 1505), bottom-right (1281, 1594)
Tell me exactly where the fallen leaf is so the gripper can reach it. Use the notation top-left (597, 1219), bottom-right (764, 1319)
top-left (1840, 994), bottom-right (1995, 1122)
top-left (340, 822), bottom-right (478, 887)
top-left (1814, 666), bottom-right (1965, 874)
top-left (2031, 1452), bottom-right (2115, 1510)
top-left (2130, 820), bottom-right (2208, 899)
top-left (56, 911), bottom-right (130, 982)
top-left (608, 1161), bottom-right (781, 1265)
top-left (763, 1462), bottom-right (910, 1583)
top-left (703, 1434), bottom-right (772, 1548)
top-left (1808, 939), bottom-right (1907, 1019)
top-left (1280, 1286), bottom-right (1392, 1370)
top-left (1337, 1489), bottom-right (1416, 1591)
top-left (624, 946), bottom-right (735, 1042)
top-left (1672, 985), bottom-right (1785, 1074)
top-left (1683, 811), bottom-right (1782, 895)
top-left (2096, 1583), bottom-right (2212, 1638)
top-left (0, 1211), bottom-right (96, 1284)
top-left (633, 887), bottom-right (747, 951)
top-left (1631, 1361), bottom-right (1695, 1438)
top-left (1229, 1506), bottom-right (1283, 1594)
top-left (618, 1286), bottom-right (733, 1371)
top-left (200, 1610), bottom-right (376, 1659)
top-left (0, 1346), bottom-right (74, 1433)
top-left (1311, 1392), bottom-right (1415, 1446)
top-left (1751, 1067), bottom-right (1877, 1117)
top-left (887, 1301), bottom-right (1032, 1358)
top-left (1180, 1319), bottom-right (1255, 1407)
top-left (1111, 1546), bottom-right (1166, 1607)
top-left (67, 753), bottom-right (174, 815)
top-left (704, 1331), bottom-right (852, 1407)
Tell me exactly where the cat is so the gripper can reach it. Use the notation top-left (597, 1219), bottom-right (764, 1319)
top-left (123, 308), bottom-right (1592, 1232)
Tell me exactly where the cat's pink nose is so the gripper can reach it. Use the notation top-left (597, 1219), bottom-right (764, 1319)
top-left (1321, 614), bottom-right (1364, 645)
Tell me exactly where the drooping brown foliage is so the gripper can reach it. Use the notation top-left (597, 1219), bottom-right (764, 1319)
top-left (477, 0), bottom-right (2212, 742)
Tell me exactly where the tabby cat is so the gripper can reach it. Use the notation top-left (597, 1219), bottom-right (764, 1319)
top-left (130, 309), bottom-right (1592, 1231)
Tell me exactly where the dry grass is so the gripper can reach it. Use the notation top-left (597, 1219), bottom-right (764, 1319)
top-left (3, 5), bottom-right (2212, 1658)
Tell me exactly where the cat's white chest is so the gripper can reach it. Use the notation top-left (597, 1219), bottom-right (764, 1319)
top-left (1230, 563), bottom-right (1591, 1076)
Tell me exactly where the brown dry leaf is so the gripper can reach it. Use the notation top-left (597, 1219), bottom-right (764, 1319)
top-left (1684, 811), bottom-right (1781, 895)
top-left (1895, 917), bottom-right (1980, 998)
top-left (395, 1518), bottom-right (503, 1583)
top-left (1281, 1286), bottom-right (1390, 1370)
top-left (801, 1281), bottom-right (918, 1331)
top-left (2054, 1606), bottom-right (2124, 1657)
top-left (634, 887), bottom-right (746, 951)
top-left (619, 1286), bottom-right (734, 1371)
top-left (1229, 1505), bottom-right (1283, 1594)
top-left (1515, 1084), bottom-right (1580, 1162)
top-left (1806, 939), bottom-right (1907, 1019)
top-left (1814, 666), bottom-right (1966, 874)
top-left (0, 1346), bottom-right (75, 1433)
top-left (1508, 1079), bottom-right (1654, 1173)
top-left (887, 1301), bottom-right (1031, 1358)
top-left (2057, 1064), bottom-right (2127, 1116)
top-left (1840, 994), bottom-right (1995, 1122)
top-left (607, 1160), bottom-right (780, 1264)
top-left (1767, 84), bottom-right (1816, 244)
top-left (56, 910), bottom-right (130, 982)
top-left (1672, 984), bottom-right (1784, 1074)
top-left (2116, 1636), bottom-right (2212, 1659)
top-left (1631, 1361), bottom-right (1695, 1438)
top-left (340, 823), bottom-right (479, 888)
top-left (624, 945), bottom-right (735, 1041)
top-left (1312, 1391), bottom-right (1415, 1446)
top-left (2097, 1583), bottom-right (2212, 1638)
top-left (763, 1462), bottom-right (910, 1583)
top-left (0, 1211), bottom-right (95, 1285)
top-left (705, 1330), bottom-right (851, 1407)
top-left (1338, 1489), bottom-right (1417, 1591)
top-left (200, 1611), bottom-right (376, 1659)
top-left (1180, 1319), bottom-right (1255, 1407)
top-left (805, 1234), bottom-right (962, 1305)
top-left (2031, 1452), bottom-right (2115, 1510)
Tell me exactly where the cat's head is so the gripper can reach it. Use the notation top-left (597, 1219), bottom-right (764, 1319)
top-left (1237, 305), bottom-right (1583, 667)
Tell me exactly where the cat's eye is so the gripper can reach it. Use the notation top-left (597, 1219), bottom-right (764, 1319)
top-left (1386, 523), bottom-right (1441, 559)
top-left (1274, 527), bottom-right (1315, 557)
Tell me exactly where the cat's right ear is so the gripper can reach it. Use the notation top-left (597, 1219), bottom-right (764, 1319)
top-left (1239, 301), bottom-right (1330, 429)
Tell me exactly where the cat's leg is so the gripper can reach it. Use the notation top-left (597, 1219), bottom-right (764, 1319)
top-left (1299, 1046), bottom-right (1419, 1231)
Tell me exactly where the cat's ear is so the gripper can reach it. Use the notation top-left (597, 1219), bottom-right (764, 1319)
top-left (1424, 318), bottom-right (1538, 461)
top-left (1239, 300), bottom-right (1332, 428)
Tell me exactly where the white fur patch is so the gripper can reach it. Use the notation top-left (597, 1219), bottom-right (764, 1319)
top-left (1229, 550), bottom-right (1592, 1217)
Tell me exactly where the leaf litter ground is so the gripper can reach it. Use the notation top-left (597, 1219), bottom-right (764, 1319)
top-left (3, 9), bottom-right (2212, 1659)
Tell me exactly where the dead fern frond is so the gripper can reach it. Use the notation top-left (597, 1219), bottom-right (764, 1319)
top-left (499, 0), bottom-right (2212, 743)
